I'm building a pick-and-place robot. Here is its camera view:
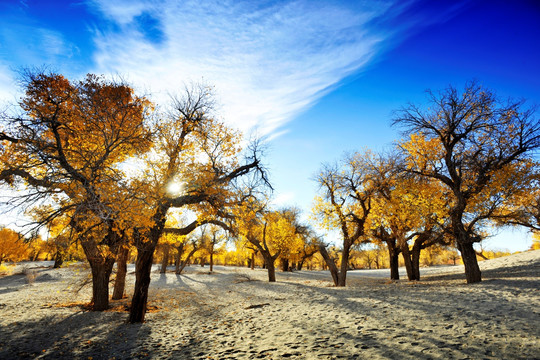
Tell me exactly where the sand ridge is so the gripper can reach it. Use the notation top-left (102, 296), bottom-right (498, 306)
top-left (0, 250), bottom-right (539, 359)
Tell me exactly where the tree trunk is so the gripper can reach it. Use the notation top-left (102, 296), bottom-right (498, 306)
top-left (32, 249), bottom-right (41, 261)
top-left (337, 241), bottom-right (352, 286)
top-left (297, 260), bottom-right (304, 271)
top-left (53, 250), bottom-right (63, 268)
top-left (401, 244), bottom-right (419, 281)
top-left (80, 238), bottom-right (117, 311)
top-left (318, 244), bottom-right (339, 286)
top-left (281, 258), bottom-right (289, 272)
top-left (129, 246), bottom-right (154, 323)
top-left (387, 242), bottom-right (400, 280)
top-left (160, 244), bottom-right (169, 274)
top-left (263, 253), bottom-right (276, 282)
top-left (112, 246), bottom-right (129, 300)
top-left (175, 243), bottom-right (185, 274)
top-left (250, 252), bottom-right (255, 270)
top-left (210, 251), bottom-right (214, 272)
top-left (89, 259), bottom-right (115, 311)
top-left (458, 241), bottom-right (482, 283)
top-left (177, 247), bottom-right (197, 275)
top-left (411, 244), bottom-right (422, 281)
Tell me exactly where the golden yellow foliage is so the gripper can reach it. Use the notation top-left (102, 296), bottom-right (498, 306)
top-left (0, 227), bottom-right (29, 264)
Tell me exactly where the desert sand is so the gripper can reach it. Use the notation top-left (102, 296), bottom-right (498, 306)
top-left (1, 250), bottom-right (539, 359)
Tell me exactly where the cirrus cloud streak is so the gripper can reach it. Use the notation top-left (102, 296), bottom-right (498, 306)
top-left (88, 0), bottom-right (404, 137)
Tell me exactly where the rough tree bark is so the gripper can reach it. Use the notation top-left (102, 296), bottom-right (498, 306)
top-left (401, 244), bottom-right (415, 281)
top-left (174, 242), bottom-right (185, 274)
top-left (129, 245), bottom-right (154, 323)
top-left (53, 250), bottom-right (63, 268)
top-left (160, 244), bottom-right (170, 274)
top-left (89, 258), bottom-right (116, 311)
top-left (262, 253), bottom-right (277, 282)
top-left (318, 244), bottom-right (339, 286)
top-left (410, 244), bottom-right (421, 281)
top-left (387, 241), bottom-right (400, 281)
top-left (112, 245), bottom-right (129, 300)
top-left (457, 241), bottom-right (482, 283)
top-left (80, 237), bottom-right (118, 311)
top-left (281, 258), bottom-right (289, 272)
top-left (337, 240), bottom-right (353, 286)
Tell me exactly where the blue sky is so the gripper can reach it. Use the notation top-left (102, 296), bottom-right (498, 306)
top-left (1, 0), bottom-right (539, 251)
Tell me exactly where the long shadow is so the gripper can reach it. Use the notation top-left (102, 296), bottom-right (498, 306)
top-left (0, 309), bottom-right (152, 359)
top-left (0, 273), bottom-right (27, 289)
top-left (220, 263), bottom-right (539, 358)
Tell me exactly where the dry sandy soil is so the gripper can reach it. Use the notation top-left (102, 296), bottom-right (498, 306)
top-left (0, 250), bottom-right (539, 359)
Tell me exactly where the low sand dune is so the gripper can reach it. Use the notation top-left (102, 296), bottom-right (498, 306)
top-left (1, 250), bottom-right (539, 359)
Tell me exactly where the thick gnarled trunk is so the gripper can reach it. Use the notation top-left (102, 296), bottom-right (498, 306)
top-left (89, 258), bottom-right (115, 311)
top-left (80, 239), bottom-right (117, 311)
top-left (458, 241), bottom-right (481, 283)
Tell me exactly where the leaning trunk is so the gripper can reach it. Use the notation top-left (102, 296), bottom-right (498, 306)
top-left (112, 246), bottom-right (129, 300)
top-left (53, 250), bottom-right (63, 268)
top-left (177, 247), bottom-right (197, 275)
top-left (129, 246), bottom-right (155, 323)
top-left (458, 241), bottom-right (482, 283)
top-left (32, 249), bottom-right (41, 261)
top-left (318, 244), bottom-right (339, 286)
top-left (174, 243), bottom-right (185, 274)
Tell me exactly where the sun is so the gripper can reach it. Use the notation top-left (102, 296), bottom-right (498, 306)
top-left (166, 180), bottom-right (183, 196)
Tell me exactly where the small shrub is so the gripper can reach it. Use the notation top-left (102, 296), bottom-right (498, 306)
top-left (23, 267), bottom-right (38, 284)
top-left (0, 264), bottom-right (15, 275)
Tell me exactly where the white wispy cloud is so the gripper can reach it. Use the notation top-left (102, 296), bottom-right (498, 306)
top-left (271, 191), bottom-right (296, 207)
top-left (0, 63), bottom-right (18, 105)
top-left (87, 0), bottom-right (404, 137)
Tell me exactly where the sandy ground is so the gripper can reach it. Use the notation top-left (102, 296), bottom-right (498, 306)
top-left (0, 251), bottom-right (539, 360)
